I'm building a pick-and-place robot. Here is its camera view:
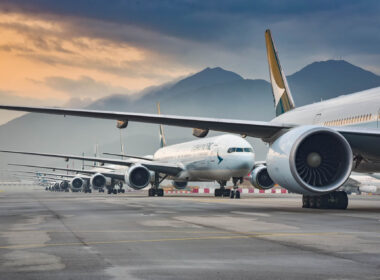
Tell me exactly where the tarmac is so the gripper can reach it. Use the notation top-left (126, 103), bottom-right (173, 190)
top-left (0, 185), bottom-right (379, 280)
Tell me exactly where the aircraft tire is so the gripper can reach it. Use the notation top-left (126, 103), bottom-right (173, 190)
top-left (302, 195), bottom-right (310, 208)
top-left (309, 196), bottom-right (317, 208)
top-left (157, 189), bottom-right (164, 197)
top-left (235, 190), bottom-right (241, 199)
top-left (214, 189), bottom-right (221, 197)
top-left (230, 190), bottom-right (235, 199)
top-left (223, 189), bottom-right (231, 197)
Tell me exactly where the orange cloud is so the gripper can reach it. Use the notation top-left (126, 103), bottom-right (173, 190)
top-left (0, 12), bottom-right (194, 104)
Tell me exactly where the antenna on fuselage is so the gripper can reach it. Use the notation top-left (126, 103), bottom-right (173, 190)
top-left (157, 102), bottom-right (166, 148)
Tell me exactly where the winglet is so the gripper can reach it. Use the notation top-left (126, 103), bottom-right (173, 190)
top-left (265, 29), bottom-right (295, 116)
top-left (157, 102), bottom-right (166, 148)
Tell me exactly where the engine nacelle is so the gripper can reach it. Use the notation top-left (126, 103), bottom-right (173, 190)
top-left (172, 181), bottom-right (188, 190)
top-left (90, 173), bottom-right (107, 190)
top-left (70, 176), bottom-right (84, 191)
top-left (250, 165), bottom-right (274, 190)
top-left (125, 164), bottom-right (151, 190)
top-left (267, 126), bottom-right (353, 195)
top-left (59, 180), bottom-right (69, 190)
top-left (53, 182), bottom-right (60, 190)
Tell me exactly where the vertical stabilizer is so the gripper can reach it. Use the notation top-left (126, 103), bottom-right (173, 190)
top-left (157, 102), bottom-right (166, 148)
top-left (265, 29), bottom-right (295, 116)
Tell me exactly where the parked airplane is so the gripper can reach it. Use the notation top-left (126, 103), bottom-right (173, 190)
top-left (4, 134), bottom-right (256, 198)
top-left (1, 30), bottom-right (379, 208)
top-left (343, 174), bottom-right (380, 195)
top-left (9, 163), bottom-right (125, 194)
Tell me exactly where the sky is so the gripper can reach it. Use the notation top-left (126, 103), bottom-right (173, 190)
top-left (0, 0), bottom-right (380, 124)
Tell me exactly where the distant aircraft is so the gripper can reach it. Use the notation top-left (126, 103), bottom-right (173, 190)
top-left (5, 134), bottom-right (255, 198)
top-left (343, 174), bottom-right (380, 195)
top-left (1, 30), bottom-right (380, 208)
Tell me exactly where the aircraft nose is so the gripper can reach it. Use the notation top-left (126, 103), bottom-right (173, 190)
top-left (237, 154), bottom-right (255, 170)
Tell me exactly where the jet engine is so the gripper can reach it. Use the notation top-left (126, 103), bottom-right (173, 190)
top-left (53, 182), bottom-right (60, 191)
top-left (266, 126), bottom-right (353, 195)
top-left (250, 165), bottom-right (274, 190)
top-left (70, 176), bottom-right (84, 191)
top-left (172, 181), bottom-right (188, 190)
top-left (90, 173), bottom-right (107, 190)
top-left (59, 180), bottom-right (69, 191)
top-left (125, 164), bottom-right (151, 190)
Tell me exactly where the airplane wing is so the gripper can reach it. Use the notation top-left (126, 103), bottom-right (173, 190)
top-left (10, 169), bottom-right (80, 179)
top-left (1, 105), bottom-right (380, 160)
top-left (2, 151), bottom-right (183, 176)
top-left (103, 152), bottom-right (153, 161)
top-left (0, 105), bottom-right (290, 139)
top-left (9, 163), bottom-right (124, 180)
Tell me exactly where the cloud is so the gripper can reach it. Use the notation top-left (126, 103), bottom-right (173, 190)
top-left (43, 75), bottom-right (131, 98)
top-left (0, 0), bottom-right (379, 80)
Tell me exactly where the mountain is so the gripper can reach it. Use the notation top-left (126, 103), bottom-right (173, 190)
top-left (0, 60), bottom-right (379, 173)
top-left (288, 60), bottom-right (380, 106)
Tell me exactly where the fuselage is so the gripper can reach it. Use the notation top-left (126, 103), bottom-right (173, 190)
top-left (153, 134), bottom-right (255, 181)
top-left (272, 87), bottom-right (380, 128)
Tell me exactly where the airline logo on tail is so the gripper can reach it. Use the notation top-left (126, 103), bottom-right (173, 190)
top-left (265, 29), bottom-right (295, 116)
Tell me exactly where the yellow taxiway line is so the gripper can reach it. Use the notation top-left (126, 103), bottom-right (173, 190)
top-left (0, 232), bottom-right (342, 250)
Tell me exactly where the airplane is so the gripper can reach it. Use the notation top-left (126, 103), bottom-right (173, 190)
top-left (2, 102), bottom-right (257, 198)
top-left (343, 174), bottom-right (380, 195)
top-left (9, 163), bottom-right (128, 194)
top-left (4, 134), bottom-right (256, 198)
top-left (10, 170), bottom-right (76, 192)
top-left (0, 30), bottom-right (379, 208)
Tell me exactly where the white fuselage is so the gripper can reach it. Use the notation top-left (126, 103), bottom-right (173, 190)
top-left (153, 134), bottom-right (255, 181)
top-left (273, 87), bottom-right (380, 129)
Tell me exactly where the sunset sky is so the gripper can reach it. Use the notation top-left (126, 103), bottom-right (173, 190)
top-left (0, 0), bottom-right (379, 124)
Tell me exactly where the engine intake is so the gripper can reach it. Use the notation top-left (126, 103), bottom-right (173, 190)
top-left (125, 165), bottom-right (151, 190)
top-left (250, 165), bottom-right (274, 190)
top-left (90, 173), bottom-right (107, 190)
top-left (71, 176), bottom-right (84, 190)
top-left (267, 126), bottom-right (352, 195)
top-left (60, 180), bottom-right (69, 190)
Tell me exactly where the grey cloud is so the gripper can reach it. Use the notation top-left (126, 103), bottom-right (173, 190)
top-left (43, 76), bottom-right (131, 98)
top-left (0, 1), bottom-right (380, 79)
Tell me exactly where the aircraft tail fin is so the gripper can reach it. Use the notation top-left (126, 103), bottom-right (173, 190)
top-left (265, 29), bottom-right (295, 116)
top-left (157, 102), bottom-right (166, 148)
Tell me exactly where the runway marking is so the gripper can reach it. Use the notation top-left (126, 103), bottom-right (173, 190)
top-left (1, 230), bottom-right (229, 234)
top-left (0, 232), bottom-right (346, 250)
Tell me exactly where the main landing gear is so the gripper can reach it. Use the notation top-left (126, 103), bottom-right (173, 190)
top-left (148, 173), bottom-right (166, 197)
top-left (117, 182), bottom-right (125, 193)
top-left (214, 178), bottom-right (242, 199)
top-left (214, 181), bottom-right (230, 197)
top-left (302, 191), bottom-right (348, 210)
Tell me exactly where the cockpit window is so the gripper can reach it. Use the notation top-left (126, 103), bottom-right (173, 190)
top-left (228, 147), bottom-right (253, 153)
top-left (227, 148), bottom-right (236, 153)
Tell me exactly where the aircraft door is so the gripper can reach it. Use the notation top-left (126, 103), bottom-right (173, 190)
top-left (313, 113), bottom-right (322, 124)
